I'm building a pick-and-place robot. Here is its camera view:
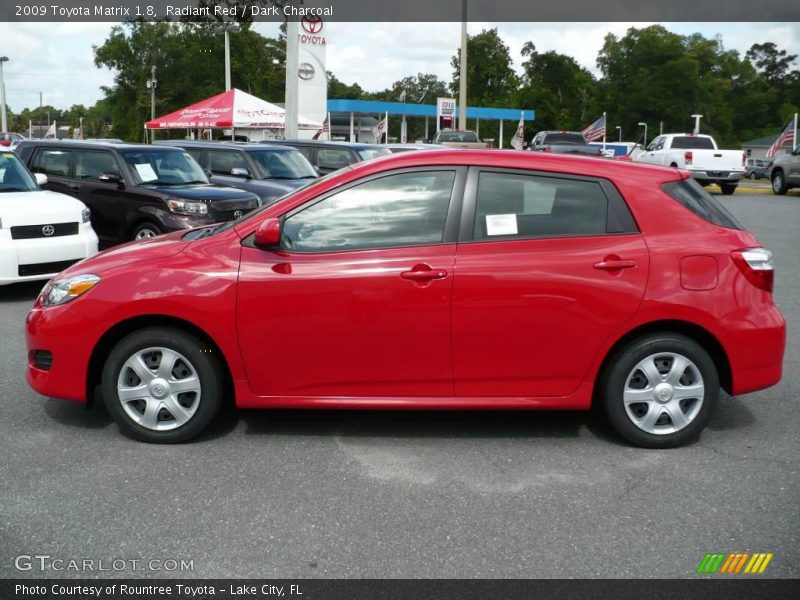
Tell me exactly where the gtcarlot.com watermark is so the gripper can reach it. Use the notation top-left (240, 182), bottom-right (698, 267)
top-left (14, 554), bottom-right (194, 573)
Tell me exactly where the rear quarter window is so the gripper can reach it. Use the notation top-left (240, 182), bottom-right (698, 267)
top-left (661, 179), bottom-right (743, 229)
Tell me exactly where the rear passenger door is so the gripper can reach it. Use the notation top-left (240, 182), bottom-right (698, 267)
top-left (71, 149), bottom-right (127, 244)
top-left (28, 147), bottom-right (73, 197)
top-left (452, 168), bottom-right (649, 398)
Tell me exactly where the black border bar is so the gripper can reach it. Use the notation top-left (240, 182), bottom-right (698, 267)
top-left (3, 579), bottom-right (800, 600)
top-left (2, 0), bottom-right (800, 22)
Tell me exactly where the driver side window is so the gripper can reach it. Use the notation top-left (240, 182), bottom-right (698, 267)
top-left (281, 170), bottom-right (456, 252)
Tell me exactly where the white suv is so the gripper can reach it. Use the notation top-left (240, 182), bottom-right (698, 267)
top-left (0, 152), bottom-right (98, 285)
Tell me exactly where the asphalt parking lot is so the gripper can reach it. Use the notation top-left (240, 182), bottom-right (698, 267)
top-left (1, 191), bottom-right (798, 579)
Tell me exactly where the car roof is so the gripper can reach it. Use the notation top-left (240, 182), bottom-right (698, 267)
top-left (155, 140), bottom-right (297, 152)
top-left (17, 139), bottom-right (184, 152)
top-left (259, 139), bottom-right (387, 150)
top-left (343, 148), bottom-right (690, 183)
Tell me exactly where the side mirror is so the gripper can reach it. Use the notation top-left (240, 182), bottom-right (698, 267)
top-left (231, 167), bottom-right (251, 178)
top-left (313, 165), bottom-right (320, 175)
top-left (34, 173), bottom-right (48, 186)
top-left (99, 172), bottom-right (122, 184)
top-left (205, 169), bottom-right (214, 179)
top-left (254, 217), bottom-right (282, 249)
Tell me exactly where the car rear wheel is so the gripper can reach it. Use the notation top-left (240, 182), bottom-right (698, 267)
top-left (600, 333), bottom-right (719, 448)
top-left (102, 328), bottom-right (224, 443)
top-left (719, 183), bottom-right (737, 195)
top-left (133, 222), bottom-right (162, 240)
top-left (771, 171), bottom-right (787, 195)
top-left (748, 172), bottom-right (756, 180)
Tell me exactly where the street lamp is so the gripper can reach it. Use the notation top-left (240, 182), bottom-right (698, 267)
top-left (0, 57), bottom-right (8, 133)
top-left (637, 121), bottom-right (648, 147)
top-left (615, 125), bottom-right (622, 142)
top-left (215, 23), bottom-right (240, 91)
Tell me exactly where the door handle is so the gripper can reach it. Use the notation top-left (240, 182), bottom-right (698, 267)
top-left (401, 266), bottom-right (448, 281)
top-left (594, 259), bottom-right (637, 270)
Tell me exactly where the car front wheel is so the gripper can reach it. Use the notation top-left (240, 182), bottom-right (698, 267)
top-left (133, 222), bottom-right (162, 240)
top-left (102, 328), bottom-right (224, 443)
top-left (601, 333), bottom-right (719, 448)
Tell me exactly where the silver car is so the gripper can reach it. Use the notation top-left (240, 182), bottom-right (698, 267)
top-left (770, 145), bottom-right (800, 194)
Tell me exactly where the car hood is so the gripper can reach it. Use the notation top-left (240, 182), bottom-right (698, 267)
top-left (0, 190), bottom-right (87, 225)
top-left (54, 230), bottom-right (189, 280)
top-left (145, 183), bottom-right (257, 201)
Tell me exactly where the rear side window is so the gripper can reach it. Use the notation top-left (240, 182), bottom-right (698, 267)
top-left (473, 172), bottom-right (609, 240)
top-left (30, 148), bottom-right (71, 176)
top-left (317, 149), bottom-right (354, 170)
top-left (74, 150), bottom-right (118, 181)
top-left (669, 136), bottom-right (715, 150)
top-left (661, 179), bottom-right (743, 229)
top-left (543, 133), bottom-right (585, 145)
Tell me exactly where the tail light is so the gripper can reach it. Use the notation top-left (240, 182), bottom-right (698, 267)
top-left (0, 139), bottom-right (10, 147)
top-left (543, 145), bottom-right (552, 152)
top-left (742, 152), bottom-right (746, 166)
top-left (597, 148), bottom-right (604, 156)
top-left (684, 151), bottom-right (693, 165)
top-left (732, 248), bottom-right (774, 293)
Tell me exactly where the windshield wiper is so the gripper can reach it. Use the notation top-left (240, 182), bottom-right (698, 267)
top-left (183, 180), bottom-right (208, 185)
top-left (0, 187), bottom-right (29, 192)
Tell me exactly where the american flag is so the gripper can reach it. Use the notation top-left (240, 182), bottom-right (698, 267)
top-left (581, 114), bottom-right (606, 143)
top-left (766, 118), bottom-right (796, 159)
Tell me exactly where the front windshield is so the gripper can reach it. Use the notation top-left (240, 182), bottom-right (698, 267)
top-left (0, 152), bottom-right (38, 192)
top-left (121, 149), bottom-right (208, 185)
top-left (250, 150), bottom-right (317, 179)
top-left (357, 147), bottom-right (393, 160)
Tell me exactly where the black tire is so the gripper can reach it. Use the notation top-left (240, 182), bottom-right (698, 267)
top-left (748, 172), bottom-right (756, 180)
top-left (132, 222), bottom-right (163, 240)
top-left (719, 183), bottom-right (737, 195)
top-left (101, 328), bottom-right (224, 443)
top-left (771, 170), bottom-right (788, 195)
top-left (600, 333), bottom-right (719, 449)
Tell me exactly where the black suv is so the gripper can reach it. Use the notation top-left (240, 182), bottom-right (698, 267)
top-left (155, 140), bottom-right (317, 205)
top-left (16, 140), bottom-right (260, 246)
top-left (258, 140), bottom-right (392, 174)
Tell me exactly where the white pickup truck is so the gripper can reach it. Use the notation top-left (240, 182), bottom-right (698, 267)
top-left (634, 133), bottom-right (745, 194)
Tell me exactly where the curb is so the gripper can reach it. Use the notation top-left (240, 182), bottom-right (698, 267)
top-left (705, 185), bottom-right (799, 196)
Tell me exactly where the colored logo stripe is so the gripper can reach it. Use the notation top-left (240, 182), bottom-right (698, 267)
top-left (697, 552), bottom-right (773, 574)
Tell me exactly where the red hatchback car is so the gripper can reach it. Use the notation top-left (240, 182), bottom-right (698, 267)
top-left (25, 150), bottom-right (785, 447)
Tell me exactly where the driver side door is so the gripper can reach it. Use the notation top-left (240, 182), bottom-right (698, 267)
top-left (236, 167), bottom-right (465, 400)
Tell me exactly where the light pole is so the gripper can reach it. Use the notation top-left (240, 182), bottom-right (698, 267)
top-left (458, 0), bottom-right (467, 131)
top-left (0, 57), bottom-right (8, 133)
top-left (215, 23), bottom-right (240, 91)
top-left (146, 65), bottom-right (157, 143)
top-left (637, 121), bottom-right (648, 147)
top-left (691, 114), bottom-right (703, 134)
top-left (615, 125), bottom-right (622, 142)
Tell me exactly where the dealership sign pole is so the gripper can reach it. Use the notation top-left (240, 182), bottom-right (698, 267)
top-left (284, 6), bottom-right (300, 139)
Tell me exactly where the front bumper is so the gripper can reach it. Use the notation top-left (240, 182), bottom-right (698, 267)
top-left (0, 225), bottom-right (99, 285)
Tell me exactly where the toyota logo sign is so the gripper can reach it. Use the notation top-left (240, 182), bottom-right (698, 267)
top-left (233, 210), bottom-right (243, 219)
top-left (301, 15), bottom-right (323, 34)
top-left (42, 225), bottom-right (55, 236)
top-left (298, 63), bottom-right (315, 80)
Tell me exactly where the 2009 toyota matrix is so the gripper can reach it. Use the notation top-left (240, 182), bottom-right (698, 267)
top-left (26, 150), bottom-right (785, 447)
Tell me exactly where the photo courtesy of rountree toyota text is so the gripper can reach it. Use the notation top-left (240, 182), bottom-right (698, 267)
top-left (0, 0), bottom-right (798, 598)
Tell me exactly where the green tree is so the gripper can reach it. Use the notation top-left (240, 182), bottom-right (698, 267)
top-left (516, 42), bottom-right (599, 136)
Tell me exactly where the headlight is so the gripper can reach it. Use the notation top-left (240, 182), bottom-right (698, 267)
top-left (81, 208), bottom-right (91, 223)
top-left (39, 274), bottom-right (100, 307)
top-left (167, 198), bottom-right (208, 215)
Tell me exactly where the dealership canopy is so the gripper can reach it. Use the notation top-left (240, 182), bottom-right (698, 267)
top-left (144, 88), bottom-right (322, 130)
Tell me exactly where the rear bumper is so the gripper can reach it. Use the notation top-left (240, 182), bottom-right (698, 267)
top-left (724, 304), bottom-right (786, 396)
top-left (689, 169), bottom-right (744, 182)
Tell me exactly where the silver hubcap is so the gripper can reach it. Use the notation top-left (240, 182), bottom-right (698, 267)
top-left (135, 228), bottom-right (158, 239)
top-left (117, 347), bottom-right (201, 431)
top-left (773, 175), bottom-right (782, 191)
top-left (623, 352), bottom-right (704, 435)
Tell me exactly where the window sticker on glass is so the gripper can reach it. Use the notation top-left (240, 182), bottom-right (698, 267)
top-left (485, 214), bottom-right (518, 236)
top-left (134, 163), bottom-right (158, 182)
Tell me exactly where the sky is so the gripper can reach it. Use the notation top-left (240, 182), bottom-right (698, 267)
top-left (0, 21), bottom-right (798, 112)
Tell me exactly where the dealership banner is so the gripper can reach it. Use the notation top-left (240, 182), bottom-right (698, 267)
top-left (2, 0), bottom-right (799, 22)
top-left (3, 579), bottom-right (800, 600)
